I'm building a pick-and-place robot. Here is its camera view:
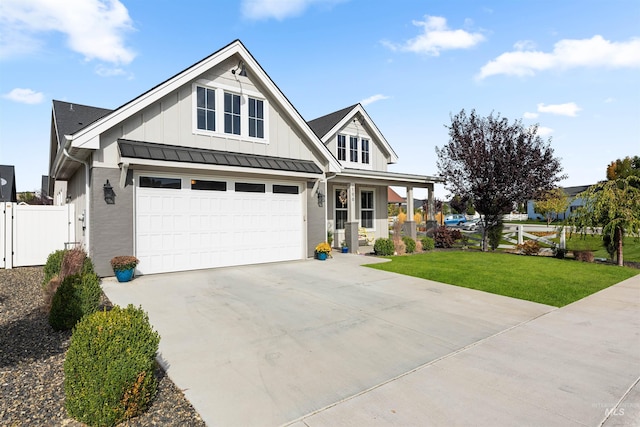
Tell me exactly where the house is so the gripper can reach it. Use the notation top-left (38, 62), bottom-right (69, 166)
top-left (0, 165), bottom-right (17, 202)
top-left (49, 40), bottom-right (442, 277)
top-left (527, 185), bottom-right (592, 221)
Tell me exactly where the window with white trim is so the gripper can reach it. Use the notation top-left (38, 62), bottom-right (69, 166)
top-left (349, 137), bottom-right (358, 162)
top-left (248, 97), bottom-right (264, 138)
top-left (196, 87), bottom-right (215, 131)
top-left (361, 139), bottom-right (370, 164)
top-left (335, 189), bottom-right (348, 230)
top-left (361, 190), bottom-right (374, 228)
top-left (224, 92), bottom-right (241, 135)
top-left (337, 135), bottom-right (346, 161)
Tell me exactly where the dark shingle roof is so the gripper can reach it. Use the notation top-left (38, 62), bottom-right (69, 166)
top-left (562, 185), bottom-right (592, 198)
top-left (52, 100), bottom-right (112, 147)
top-left (307, 104), bottom-right (358, 139)
top-left (118, 139), bottom-right (323, 174)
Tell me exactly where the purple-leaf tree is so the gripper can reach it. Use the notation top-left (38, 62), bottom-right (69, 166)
top-left (436, 109), bottom-right (566, 251)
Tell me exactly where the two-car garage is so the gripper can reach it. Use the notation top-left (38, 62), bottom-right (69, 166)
top-left (135, 174), bottom-right (304, 275)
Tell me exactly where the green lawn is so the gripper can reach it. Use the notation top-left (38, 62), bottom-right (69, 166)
top-left (562, 234), bottom-right (640, 262)
top-left (366, 251), bottom-right (639, 307)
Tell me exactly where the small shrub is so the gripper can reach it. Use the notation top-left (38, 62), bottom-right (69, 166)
top-left (420, 237), bottom-right (435, 251)
top-left (395, 239), bottom-right (406, 255)
top-left (374, 238), bottom-right (395, 256)
top-left (434, 227), bottom-right (455, 248)
top-left (64, 305), bottom-right (160, 427)
top-left (487, 221), bottom-right (504, 251)
top-left (402, 236), bottom-right (416, 253)
top-left (110, 256), bottom-right (139, 272)
top-left (415, 240), bottom-right (423, 252)
top-left (43, 249), bottom-right (66, 287)
top-left (554, 247), bottom-right (568, 259)
top-left (516, 240), bottom-right (540, 256)
top-left (574, 250), bottom-right (595, 263)
top-left (49, 273), bottom-right (102, 331)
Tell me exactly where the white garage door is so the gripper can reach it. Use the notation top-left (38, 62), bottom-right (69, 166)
top-left (135, 175), bottom-right (304, 274)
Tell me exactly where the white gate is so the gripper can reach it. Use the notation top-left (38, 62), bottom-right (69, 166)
top-left (1, 202), bottom-right (76, 269)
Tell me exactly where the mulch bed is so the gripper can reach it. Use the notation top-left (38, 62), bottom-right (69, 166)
top-left (0, 267), bottom-right (205, 426)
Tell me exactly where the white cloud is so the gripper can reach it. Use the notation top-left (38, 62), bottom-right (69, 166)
top-left (513, 40), bottom-right (536, 51)
top-left (3, 88), bottom-right (44, 104)
top-left (241, 0), bottom-right (344, 20)
top-left (604, 97), bottom-right (615, 103)
top-left (537, 102), bottom-right (581, 117)
top-left (534, 126), bottom-right (554, 136)
top-left (360, 94), bottom-right (389, 106)
top-left (95, 64), bottom-right (133, 79)
top-left (0, 0), bottom-right (136, 64)
top-left (523, 112), bottom-right (539, 119)
top-left (383, 15), bottom-right (485, 56)
top-left (478, 35), bottom-right (640, 79)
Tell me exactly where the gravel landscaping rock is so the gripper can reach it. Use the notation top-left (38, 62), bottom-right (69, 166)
top-left (0, 267), bottom-right (205, 426)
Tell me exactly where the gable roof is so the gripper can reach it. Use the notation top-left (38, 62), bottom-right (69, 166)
top-left (307, 104), bottom-right (399, 164)
top-left (0, 165), bottom-right (17, 202)
top-left (307, 104), bottom-right (357, 139)
top-left (387, 187), bottom-right (405, 204)
top-left (53, 39), bottom-right (341, 176)
top-left (562, 185), bottom-right (592, 198)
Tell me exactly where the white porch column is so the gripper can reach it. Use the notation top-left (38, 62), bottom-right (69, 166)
top-left (403, 186), bottom-right (417, 240)
top-left (345, 182), bottom-right (358, 253)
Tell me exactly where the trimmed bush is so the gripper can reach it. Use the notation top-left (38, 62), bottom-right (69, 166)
top-left (402, 236), bottom-right (417, 253)
top-left (43, 249), bottom-right (66, 287)
top-left (49, 273), bottom-right (101, 331)
top-left (64, 305), bottom-right (160, 427)
top-left (434, 227), bottom-right (455, 248)
top-left (374, 238), bottom-right (395, 256)
top-left (574, 250), bottom-right (595, 263)
top-left (487, 220), bottom-right (504, 251)
top-left (420, 237), bottom-right (435, 251)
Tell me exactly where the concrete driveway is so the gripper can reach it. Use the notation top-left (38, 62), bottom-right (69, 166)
top-left (102, 253), bottom-right (640, 427)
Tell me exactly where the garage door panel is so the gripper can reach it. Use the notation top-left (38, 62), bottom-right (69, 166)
top-left (136, 179), bottom-right (303, 275)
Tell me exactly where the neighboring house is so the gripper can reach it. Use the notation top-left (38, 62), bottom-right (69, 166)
top-left (527, 185), bottom-right (592, 221)
top-left (49, 40), bottom-right (442, 277)
top-left (0, 165), bottom-right (17, 202)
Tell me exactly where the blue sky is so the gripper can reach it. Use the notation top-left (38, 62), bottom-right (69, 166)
top-left (1, 0), bottom-right (639, 199)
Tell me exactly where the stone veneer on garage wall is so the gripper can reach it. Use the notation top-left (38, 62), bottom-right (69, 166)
top-left (90, 167), bottom-right (135, 277)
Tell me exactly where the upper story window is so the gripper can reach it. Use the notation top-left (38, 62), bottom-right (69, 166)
top-left (349, 137), bottom-right (358, 162)
top-left (248, 97), bottom-right (264, 138)
top-left (337, 135), bottom-right (346, 161)
top-left (361, 139), bottom-right (370, 164)
top-left (224, 92), bottom-right (241, 135)
top-left (196, 87), bottom-right (215, 131)
top-left (194, 83), bottom-right (268, 143)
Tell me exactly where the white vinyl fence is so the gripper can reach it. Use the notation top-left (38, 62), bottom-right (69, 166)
top-left (1, 202), bottom-right (76, 269)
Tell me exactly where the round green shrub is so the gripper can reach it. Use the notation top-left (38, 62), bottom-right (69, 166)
top-left (64, 305), bottom-right (160, 427)
top-left (43, 249), bottom-right (66, 287)
top-left (420, 236), bottom-right (435, 251)
top-left (49, 273), bottom-right (101, 331)
top-left (374, 238), bottom-right (395, 256)
top-left (402, 236), bottom-right (416, 253)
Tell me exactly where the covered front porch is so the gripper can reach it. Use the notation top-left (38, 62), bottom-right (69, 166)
top-left (325, 169), bottom-right (443, 253)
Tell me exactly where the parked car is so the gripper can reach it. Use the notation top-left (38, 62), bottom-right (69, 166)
top-left (461, 218), bottom-right (482, 231)
top-left (443, 214), bottom-right (467, 226)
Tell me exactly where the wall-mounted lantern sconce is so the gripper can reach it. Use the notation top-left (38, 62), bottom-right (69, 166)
top-left (317, 190), bottom-right (325, 207)
top-left (103, 179), bottom-right (115, 204)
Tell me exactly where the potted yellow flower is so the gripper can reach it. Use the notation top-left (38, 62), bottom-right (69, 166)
top-left (315, 242), bottom-right (332, 260)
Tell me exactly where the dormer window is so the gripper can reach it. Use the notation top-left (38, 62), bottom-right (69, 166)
top-left (194, 83), bottom-right (268, 142)
top-left (361, 139), bottom-right (370, 164)
top-left (337, 135), bottom-right (346, 161)
top-left (349, 137), bottom-right (358, 162)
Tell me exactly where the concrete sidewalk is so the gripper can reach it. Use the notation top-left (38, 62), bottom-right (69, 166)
top-left (291, 273), bottom-right (640, 427)
top-left (103, 254), bottom-right (639, 426)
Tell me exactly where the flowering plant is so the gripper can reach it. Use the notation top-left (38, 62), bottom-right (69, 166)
top-left (315, 242), bottom-right (332, 255)
top-left (110, 256), bottom-right (139, 272)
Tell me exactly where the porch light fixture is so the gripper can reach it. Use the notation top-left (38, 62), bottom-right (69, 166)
top-left (103, 179), bottom-right (115, 204)
top-left (232, 60), bottom-right (247, 77)
top-left (317, 189), bottom-right (325, 207)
